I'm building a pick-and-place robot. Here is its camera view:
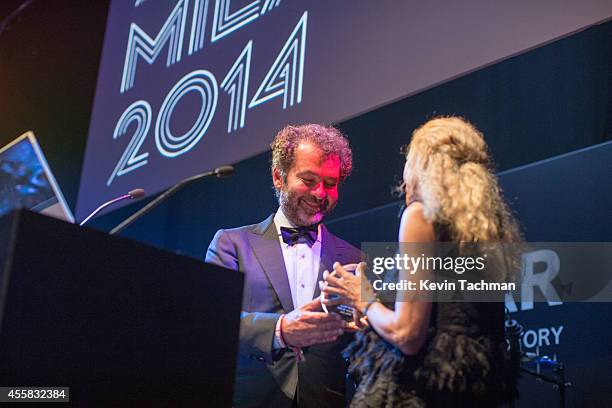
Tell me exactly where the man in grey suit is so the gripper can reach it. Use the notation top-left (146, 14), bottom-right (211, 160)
top-left (206, 124), bottom-right (361, 407)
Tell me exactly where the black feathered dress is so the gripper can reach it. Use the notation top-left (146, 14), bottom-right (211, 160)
top-left (343, 223), bottom-right (518, 408)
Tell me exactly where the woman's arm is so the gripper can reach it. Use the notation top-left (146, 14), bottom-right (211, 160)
top-left (364, 202), bottom-right (434, 355)
top-left (323, 202), bottom-right (435, 354)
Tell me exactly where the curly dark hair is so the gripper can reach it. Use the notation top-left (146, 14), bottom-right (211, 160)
top-left (270, 124), bottom-right (353, 182)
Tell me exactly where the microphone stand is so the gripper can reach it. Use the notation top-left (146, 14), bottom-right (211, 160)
top-left (505, 309), bottom-right (571, 408)
top-left (79, 188), bottom-right (145, 227)
top-left (109, 166), bottom-right (232, 235)
top-left (80, 194), bottom-right (131, 227)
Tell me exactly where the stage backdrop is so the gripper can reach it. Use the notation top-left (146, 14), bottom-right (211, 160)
top-left (87, 19), bottom-right (611, 405)
top-left (76, 0), bottom-right (612, 220)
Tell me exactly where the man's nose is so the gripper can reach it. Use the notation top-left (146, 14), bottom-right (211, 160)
top-left (311, 182), bottom-right (326, 199)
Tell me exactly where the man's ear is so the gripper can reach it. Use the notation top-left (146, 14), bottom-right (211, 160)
top-left (272, 167), bottom-right (283, 190)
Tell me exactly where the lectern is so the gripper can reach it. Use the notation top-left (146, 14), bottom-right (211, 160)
top-left (0, 209), bottom-right (243, 405)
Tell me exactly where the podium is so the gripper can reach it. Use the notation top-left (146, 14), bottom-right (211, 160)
top-left (0, 209), bottom-right (243, 405)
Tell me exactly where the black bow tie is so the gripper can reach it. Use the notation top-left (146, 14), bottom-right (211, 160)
top-left (280, 225), bottom-right (318, 247)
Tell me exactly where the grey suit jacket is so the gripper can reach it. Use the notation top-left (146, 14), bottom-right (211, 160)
top-left (206, 214), bottom-right (361, 408)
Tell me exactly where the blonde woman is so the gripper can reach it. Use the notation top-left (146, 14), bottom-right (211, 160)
top-left (323, 117), bottom-right (521, 407)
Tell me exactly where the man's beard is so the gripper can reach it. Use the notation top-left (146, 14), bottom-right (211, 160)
top-left (278, 188), bottom-right (335, 226)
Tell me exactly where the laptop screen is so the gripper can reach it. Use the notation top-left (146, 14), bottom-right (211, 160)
top-left (0, 131), bottom-right (75, 223)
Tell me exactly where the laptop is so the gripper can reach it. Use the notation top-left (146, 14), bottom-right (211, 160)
top-left (0, 131), bottom-right (75, 223)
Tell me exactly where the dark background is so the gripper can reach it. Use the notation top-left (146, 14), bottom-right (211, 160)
top-left (0, 0), bottom-right (109, 209)
top-left (89, 16), bottom-right (611, 257)
top-left (75, 0), bottom-right (612, 218)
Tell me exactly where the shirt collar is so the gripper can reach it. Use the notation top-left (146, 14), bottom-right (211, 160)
top-left (274, 208), bottom-right (321, 242)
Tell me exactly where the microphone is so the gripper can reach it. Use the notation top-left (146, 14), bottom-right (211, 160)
top-left (214, 165), bottom-right (234, 178)
top-left (128, 188), bottom-right (146, 199)
top-left (79, 188), bottom-right (145, 226)
top-left (109, 165), bottom-right (234, 235)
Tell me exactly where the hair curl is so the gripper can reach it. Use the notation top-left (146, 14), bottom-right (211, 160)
top-left (403, 117), bottom-right (524, 282)
top-left (403, 116), bottom-right (521, 244)
top-left (270, 124), bottom-right (353, 182)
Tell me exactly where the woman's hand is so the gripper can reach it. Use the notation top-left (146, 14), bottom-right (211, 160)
top-left (344, 308), bottom-right (370, 332)
top-left (321, 262), bottom-right (376, 314)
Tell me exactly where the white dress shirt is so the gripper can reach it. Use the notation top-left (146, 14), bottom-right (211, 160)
top-left (274, 208), bottom-right (322, 309)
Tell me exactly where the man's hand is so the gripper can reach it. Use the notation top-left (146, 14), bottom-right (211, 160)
top-left (281, 298), bottom-right (346, 347)
top-left (322, 262), bottom-right (374, 314)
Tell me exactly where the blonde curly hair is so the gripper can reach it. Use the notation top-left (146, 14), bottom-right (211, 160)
top-left (403, 116), bottom-right (521, 244)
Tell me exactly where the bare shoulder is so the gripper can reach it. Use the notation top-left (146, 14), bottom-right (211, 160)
top-left (399, 202), bottom-right (435, 243)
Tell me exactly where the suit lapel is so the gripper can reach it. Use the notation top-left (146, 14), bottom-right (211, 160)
top-left (313, 225), bottom-right (346, 299)
top-left (248, 215), bottom-right (295, 312)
